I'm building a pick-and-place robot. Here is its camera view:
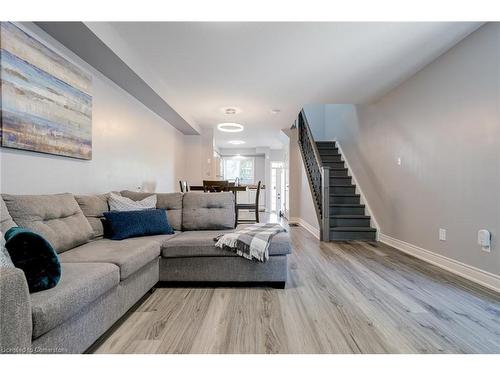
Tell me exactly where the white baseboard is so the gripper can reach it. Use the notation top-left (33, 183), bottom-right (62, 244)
top-left (289, 217), bottom-right (320, 239)
top-left (379, 233), bottom-right (500, 293)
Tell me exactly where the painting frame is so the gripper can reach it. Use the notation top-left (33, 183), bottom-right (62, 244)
top-left (0, 22), bottom-right (93, 160)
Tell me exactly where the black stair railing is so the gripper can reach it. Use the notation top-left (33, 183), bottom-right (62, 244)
top-left (296, 109), bottom-right (330, 240)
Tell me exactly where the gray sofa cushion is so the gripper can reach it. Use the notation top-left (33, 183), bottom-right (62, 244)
top-left (59, 237), bottom-right (161, 280)
top-left (182, 192), bottom-right (235, 230)
top-left (30, 262), bottom-right (120, 339)
top-left (0, 267), bottom-right (32, 351)
top-left (140, 233), bottom-right (181, 247)
top-left (120, 191), bottom-right (183, 231)
top-left (0, 196), bottom-right (17, 234)
top-left (161, 229), bottom-right (291, 258)
top-left (159, 255), bottom-right (288, 283)
top-left (74, 194), bottom-right (109, 239)
top-left (2, 193), bottom-right (94, 254)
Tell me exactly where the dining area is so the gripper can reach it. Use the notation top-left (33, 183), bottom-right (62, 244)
top-left (179, 180), bottom-right (263, 223)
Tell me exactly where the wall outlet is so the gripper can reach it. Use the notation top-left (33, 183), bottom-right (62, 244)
top-left (478, 229), bottom-right (491, 252)
top-left (439, 228), bottom-right (446, 241)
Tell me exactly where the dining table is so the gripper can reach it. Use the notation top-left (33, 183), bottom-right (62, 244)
top-left (189, 185), bottom-right (247, 196)
top-left (192, 185), bottom-right (248, 206)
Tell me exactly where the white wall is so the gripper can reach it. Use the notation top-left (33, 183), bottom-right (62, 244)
top-left (182, 135), bottom-right (204, 187)
top-left (183, 127), bottom-right (216, 186)
top-left (254, 156), bottom-right (266, 185)
top-left (286, 128), bottom-right (320, 236)
top-left (317, 24), bottom-right (500, 276)
top-left (0, 23), bottom-right (186, 195)
top-left (303, 104), bottom-right (325, 140)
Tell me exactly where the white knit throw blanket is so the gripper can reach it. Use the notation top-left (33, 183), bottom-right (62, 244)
top-left (214, 223), bottom-right (286, 262)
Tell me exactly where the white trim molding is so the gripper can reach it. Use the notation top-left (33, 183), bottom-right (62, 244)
top-left (333, 139), bottom-right (380, 240)
top-left (289, 217), bottom-right (320, 239)
top-left (379, 233), bottom-right (500, 293)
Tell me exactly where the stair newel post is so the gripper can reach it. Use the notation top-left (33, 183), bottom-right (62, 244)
top-left (321, 166), bottom-right (330, 241)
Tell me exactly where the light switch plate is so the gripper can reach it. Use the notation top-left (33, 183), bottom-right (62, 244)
top-left (439, 228), bottom-right (446, 241)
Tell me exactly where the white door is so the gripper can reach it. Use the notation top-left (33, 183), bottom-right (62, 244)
top-left (275, 168), bottom-right (282, 215)
top-left (271, 167), bottom-right (283, 214)
top-left (280, 167), bottom-right (286, 216)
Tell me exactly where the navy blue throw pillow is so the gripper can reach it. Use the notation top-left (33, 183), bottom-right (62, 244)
top-left (103, 209), bottom-right (174, 240)
top-left (4, 227), bottom-right (61, 293)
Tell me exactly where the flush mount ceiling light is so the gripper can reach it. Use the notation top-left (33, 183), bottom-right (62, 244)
top-left (217, 123), bottom-right (244, 133)
top-left (220, 106), bottom-right (242, 115)
top-left (228, 140), bottom-right (246, 145)
top-left (271, 109), bottom-right (281, 114)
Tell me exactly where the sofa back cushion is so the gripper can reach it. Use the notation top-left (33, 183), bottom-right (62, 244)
top-left (182, 192), bottom-right (235, 230)
top-left (75, 194), bottom-right (110, 239)
top-left (2, 193), bottom-right (94, 253)
top-left (1, 196), bottom-right (17, 234)
top-left (120, 190), bottom-right (183, 231)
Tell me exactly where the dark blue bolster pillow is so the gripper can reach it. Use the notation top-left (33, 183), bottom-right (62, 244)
top-left (4, 227), bottom-right (61, 293)
top-left (103, 209), bottom-right (174, 240)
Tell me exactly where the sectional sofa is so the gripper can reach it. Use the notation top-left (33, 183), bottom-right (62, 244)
top-left (0, 190), bottom-right (291, 354)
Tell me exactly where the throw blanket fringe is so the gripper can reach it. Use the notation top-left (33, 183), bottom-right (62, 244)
top-left (214, 223), bottom-right (286, 262)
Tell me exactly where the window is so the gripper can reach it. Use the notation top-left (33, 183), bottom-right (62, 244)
top-left (221, 156), bottom-right (255, 184)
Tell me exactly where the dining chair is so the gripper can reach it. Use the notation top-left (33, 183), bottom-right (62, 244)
top-left (235, 181), bottom-right (261, 223)
top-left (179, 180), bottom-right (189, 193)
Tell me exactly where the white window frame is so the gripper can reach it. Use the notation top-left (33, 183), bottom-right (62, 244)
top-left (221, 156), bottom-right (255, 184)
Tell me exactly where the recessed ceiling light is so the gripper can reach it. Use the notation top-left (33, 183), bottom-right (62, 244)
top-left (220, 106), bottom-right (242, 115)
top-left (228, 140), bottom-right (246, 145)
top-left (271, 109), bottom-right (281, 114)
top-left (217, 123), bottom-right (244, 133)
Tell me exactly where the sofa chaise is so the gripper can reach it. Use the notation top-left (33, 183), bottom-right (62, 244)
top-left (0, 191), bottom-right (291, 354)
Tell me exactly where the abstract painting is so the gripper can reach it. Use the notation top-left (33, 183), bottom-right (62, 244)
top-left (0, 22), bottom-right (92, 160)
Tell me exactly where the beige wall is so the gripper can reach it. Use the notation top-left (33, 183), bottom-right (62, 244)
top-left (0, 23), bottom-right (186, 195)
top-left (321, 23), bottom-right (500, 275)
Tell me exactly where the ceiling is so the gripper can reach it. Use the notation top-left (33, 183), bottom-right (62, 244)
top-left (88, 22), bottom-right (482, 149)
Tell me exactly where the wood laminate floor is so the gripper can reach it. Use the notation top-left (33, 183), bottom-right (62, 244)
top-left (93, 216), bottom-right (500, 354)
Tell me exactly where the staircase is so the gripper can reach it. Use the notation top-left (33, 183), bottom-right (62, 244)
top-left (296, 109), bottom-right (376, 241)
top-left (315, 141), bottom-right (376, 241)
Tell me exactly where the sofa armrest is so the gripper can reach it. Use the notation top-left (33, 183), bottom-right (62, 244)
top-left (0, 267), bottom-right (32, 353)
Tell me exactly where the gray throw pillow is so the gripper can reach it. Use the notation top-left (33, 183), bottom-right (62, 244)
top-left (108, 192), bottom-right (157, 211)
